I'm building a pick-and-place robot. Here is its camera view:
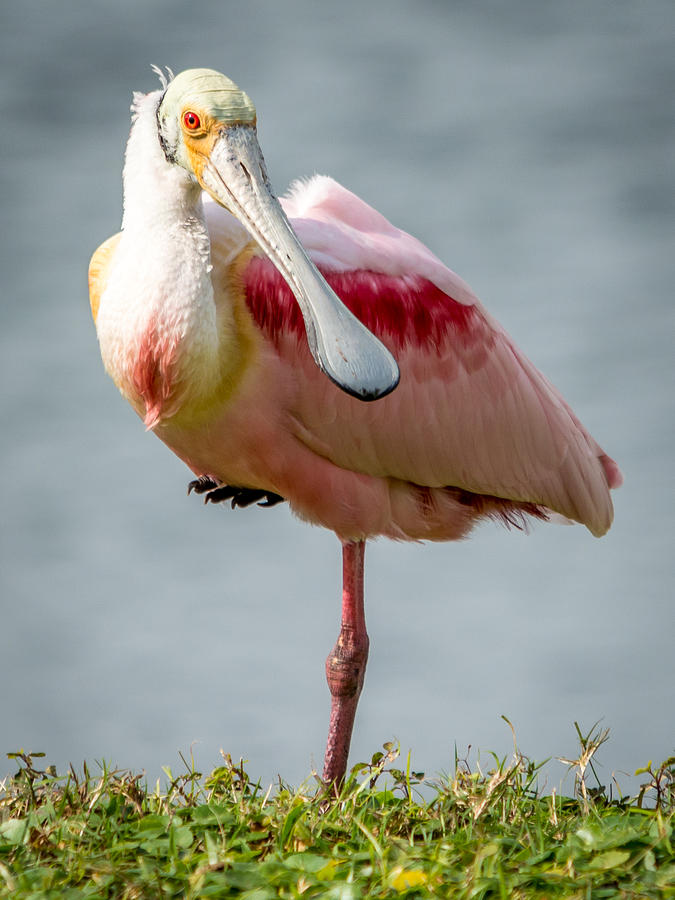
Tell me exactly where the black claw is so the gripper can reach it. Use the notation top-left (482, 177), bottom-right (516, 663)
top-left (231, 489), bottom-right (267, 508)
top-left (258, 492), bottom-right (285, 507)
top-left (188, 476), bottom-right (220, 496)
top-left (187, 479), bottom-right (286, 510)
top-left (204, 485), bottom-right (238, 505)
top-left (235, 489), bottom-right (285, 508)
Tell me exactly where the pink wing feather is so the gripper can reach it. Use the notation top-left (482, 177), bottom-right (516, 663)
top-left (242, 176), bottom-right (621, 537)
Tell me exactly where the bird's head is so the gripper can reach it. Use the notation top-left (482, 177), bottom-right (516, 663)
top-left (151, 67), bottom-right (399, 402)
top-left (154, 69), bottom-right (277, 247)
top-left (156, 68), bottom-right (257, 179)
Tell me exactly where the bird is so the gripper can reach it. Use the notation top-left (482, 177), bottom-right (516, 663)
top-left (89, 68), bottom-right (622, 788)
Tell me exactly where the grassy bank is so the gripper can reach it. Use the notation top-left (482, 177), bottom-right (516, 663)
top-left (1, 726), bottom-right (673, 898)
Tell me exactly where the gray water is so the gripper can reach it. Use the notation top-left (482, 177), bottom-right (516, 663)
top-left (1, 1), bottom-right (673, 793)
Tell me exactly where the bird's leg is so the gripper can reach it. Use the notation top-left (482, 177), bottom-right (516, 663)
top-left (322, 539), bottom-right (369, 788)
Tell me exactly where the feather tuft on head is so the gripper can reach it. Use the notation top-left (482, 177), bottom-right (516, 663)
top-left (150, 64), bottom-right (175, 90)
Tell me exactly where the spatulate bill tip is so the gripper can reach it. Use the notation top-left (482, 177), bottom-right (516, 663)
top-left (314, 348), bottom-right (400, 402)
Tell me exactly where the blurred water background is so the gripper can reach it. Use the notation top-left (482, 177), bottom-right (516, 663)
top-left (1, 0), bottom-right (673, 792)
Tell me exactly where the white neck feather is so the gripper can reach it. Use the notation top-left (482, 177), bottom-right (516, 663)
top-left (121, 90), bottom-right (203, 235)
top-left (97, 89), bottom-right (228, 425)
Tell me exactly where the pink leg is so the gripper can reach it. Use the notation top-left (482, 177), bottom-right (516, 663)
top-left (322, 539), bottom-right (369, 786)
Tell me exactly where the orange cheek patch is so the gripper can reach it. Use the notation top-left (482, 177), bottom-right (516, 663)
top-left (185, 144), bottom-right (206, 181)
top-left (184, 123), bottom-right (221, 181)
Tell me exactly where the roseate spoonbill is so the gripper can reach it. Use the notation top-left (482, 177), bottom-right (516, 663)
top-left (89, 68), bottom-right (622, 787)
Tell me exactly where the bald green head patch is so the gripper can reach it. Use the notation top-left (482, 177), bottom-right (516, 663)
top-left (159, 68), bottom-right (256, 127)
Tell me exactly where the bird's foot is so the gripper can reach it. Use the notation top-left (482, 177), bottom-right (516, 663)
top-left (187, 475), bottom-right (220, 496)
top-left (187, 477), bottom-right (285, 509)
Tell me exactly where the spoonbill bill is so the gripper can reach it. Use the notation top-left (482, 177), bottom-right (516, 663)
top-left (89, 68), bottom-right (622, 786)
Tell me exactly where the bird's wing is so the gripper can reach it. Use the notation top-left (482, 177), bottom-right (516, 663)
top-left (88, 232), bottom-right (121, 324)
top-left (243, 176), bottom-right (621, 536)
top-left (280, 175), bottom-right (477, 304)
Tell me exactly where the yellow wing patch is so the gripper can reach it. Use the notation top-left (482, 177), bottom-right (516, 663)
top-left (88, 232), bottom-right (122, 325)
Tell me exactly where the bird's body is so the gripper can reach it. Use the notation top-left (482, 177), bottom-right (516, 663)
top-left (91, 92), bottom-right (619, 542)
top-left (90, 70), bottom-right (621, 785)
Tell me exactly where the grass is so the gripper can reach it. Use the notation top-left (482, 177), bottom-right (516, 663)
top-left (0, 724), bottom-right (673, 898)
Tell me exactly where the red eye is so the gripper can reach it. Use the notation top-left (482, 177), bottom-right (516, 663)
top-left (183, 110), bottom-right (201, 130)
